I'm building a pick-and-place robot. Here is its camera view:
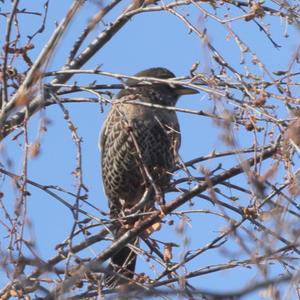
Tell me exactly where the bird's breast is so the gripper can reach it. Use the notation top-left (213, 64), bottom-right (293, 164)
top-left (101, 102), bottom-right (180, 212)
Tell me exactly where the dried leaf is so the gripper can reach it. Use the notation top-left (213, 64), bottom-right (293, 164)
top-left (145, 222), bottom-right (161, 236)
top-left (251, 3), bottom-right (265, 17)
top-left (245, 122), bottom-right (254, 131)
top-left (253, 91), bottom-right (267, 106)
top-left (29, 143), bottom-right (40, 159)
top-left (163, 243), bottom-right (173, 263)
top-left (136, 272), bottom-right (150, 284)
top-left (245, 3), bottom-right (265, 21)
top-left (242, 207), bottom-right (259, 219)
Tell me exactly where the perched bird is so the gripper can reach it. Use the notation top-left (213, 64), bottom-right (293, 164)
top-left (100, 67), bottom-right (198, 286)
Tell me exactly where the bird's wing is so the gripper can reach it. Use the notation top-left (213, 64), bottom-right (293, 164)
top-left (99, 109), bottom-right (111, 152)
top-left (152, 112), bottom-right (181, 161)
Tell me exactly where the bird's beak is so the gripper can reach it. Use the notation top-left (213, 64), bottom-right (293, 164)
top-left (175, 86), bottom-right (198, 96)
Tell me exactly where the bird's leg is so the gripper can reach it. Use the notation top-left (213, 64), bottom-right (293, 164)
top-left (126, 187), bottom-right (153, 215)
top-left (118, 188), bottom-right (153, 228)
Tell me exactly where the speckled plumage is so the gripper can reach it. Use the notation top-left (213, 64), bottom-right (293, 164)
top-left (100, 68), bottom-right (197, 286)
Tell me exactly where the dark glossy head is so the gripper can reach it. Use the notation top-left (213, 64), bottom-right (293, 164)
top-left (117, 67), bottom-right (198, 106)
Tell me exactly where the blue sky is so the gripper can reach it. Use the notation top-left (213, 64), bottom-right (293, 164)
top-left (0, 0), bottom-right (299, 298)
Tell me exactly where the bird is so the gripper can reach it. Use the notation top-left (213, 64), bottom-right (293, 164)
top-left (99, 67), bottom-right (198, 287)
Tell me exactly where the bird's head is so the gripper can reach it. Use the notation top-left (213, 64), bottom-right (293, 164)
top-left (117, 67), bottom-right (198, 106)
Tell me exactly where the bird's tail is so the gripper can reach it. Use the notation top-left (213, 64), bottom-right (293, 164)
top-left (104, 231), bottom-right (138, 288)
